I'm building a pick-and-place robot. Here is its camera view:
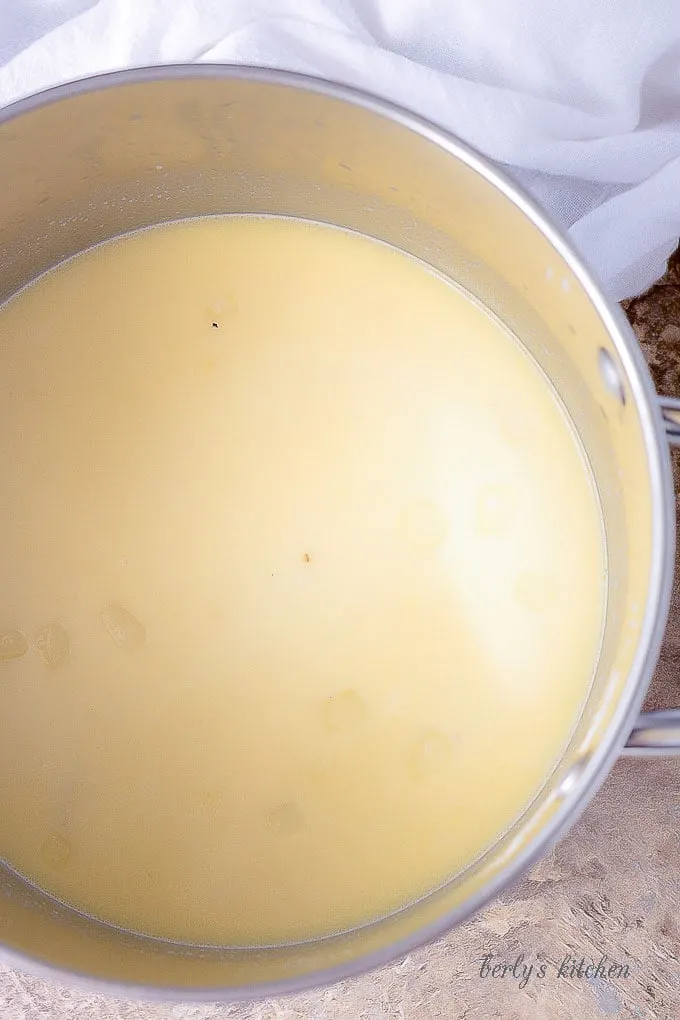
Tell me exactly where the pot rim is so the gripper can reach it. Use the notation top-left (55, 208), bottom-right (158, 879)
top-left (0, 62), bottom-right (674, 1002)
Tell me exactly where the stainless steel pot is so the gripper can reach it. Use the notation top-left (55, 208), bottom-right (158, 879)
top-left (1, 65), bottom-right (679, 1001)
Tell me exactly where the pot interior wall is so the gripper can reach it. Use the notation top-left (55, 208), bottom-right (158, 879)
top-left (0, 71), bottom-right (656, 993)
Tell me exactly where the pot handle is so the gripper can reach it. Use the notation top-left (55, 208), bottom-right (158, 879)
top-left (658, 395), bottom-right (680, 447)
top-left (623, 396), bottom-right (680, 755)
top-left (623, 711), bottom-right (680, 755)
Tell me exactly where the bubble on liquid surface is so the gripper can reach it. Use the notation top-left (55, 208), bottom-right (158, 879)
top-left (475, 484), bottom-right (514, 535)
top-left (0, 630), bottom-right (29, 663)
top-left (40, 833), bottom-right (71, 867)
top-left (322, 689), bottom-right (367, 733)
top-left (409, 729), bottom-right (454, 779)
top-left (398, 499), bottom-right (449, 551)
top-left (36, 622), bottom-right (71, 668)
top-left (267, 802), bottom-right (305, 835)
top-left (101, 604), bottom-right (146, 651)
top-left (200, 787), bottom-right (224, 811)
top-left (515, 571), bottom-right (558, 610)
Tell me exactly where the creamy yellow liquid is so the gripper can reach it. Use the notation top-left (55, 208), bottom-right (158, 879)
top-left (0, 216), bottom-right (604, 946)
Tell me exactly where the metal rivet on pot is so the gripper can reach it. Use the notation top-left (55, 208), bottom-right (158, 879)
top-left (557, 756), bottom-right (590, 797)
top-left (597, 347), bottom-right (626, 405)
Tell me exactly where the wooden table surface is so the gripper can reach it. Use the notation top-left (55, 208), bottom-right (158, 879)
top-left (1, 254), bottom-right (679, 1020)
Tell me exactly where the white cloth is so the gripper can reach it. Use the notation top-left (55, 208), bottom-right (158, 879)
top-left (1, 0), bottom-right (679, 300)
